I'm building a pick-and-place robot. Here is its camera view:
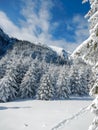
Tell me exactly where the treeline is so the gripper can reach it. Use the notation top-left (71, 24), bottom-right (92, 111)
top-left (0, 47), bottom-right (94, 102)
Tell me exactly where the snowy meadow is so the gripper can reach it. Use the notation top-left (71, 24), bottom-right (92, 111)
top-left (0, 98), bottom-right (94, 130)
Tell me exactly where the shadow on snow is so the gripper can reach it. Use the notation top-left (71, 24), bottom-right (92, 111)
top-left (0, 106), bottom-right (32, 110)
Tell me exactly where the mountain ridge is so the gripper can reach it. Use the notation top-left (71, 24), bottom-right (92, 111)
top-left (0, 28), bottom-right (69, 65)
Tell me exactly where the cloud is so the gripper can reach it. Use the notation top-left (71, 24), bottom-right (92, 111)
top-left (19, 0), bottom-right (53, 44)
top-left (0, 11), bottom-right (37, 42)
top-left (48, 14), bottom-right (89, 52)
top-left (66, 14), bottom-right (89, 44)
top-left (0, 0), bottom-right (53, 44)
top-left (0, 0), bottom-right (89, 53)
top-left (0, 11), bottom-right (19, 36)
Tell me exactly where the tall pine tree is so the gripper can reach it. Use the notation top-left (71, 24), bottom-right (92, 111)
top-left (83, 0), bottom-right (98, 130)
top-left (56, 65), bottom-right (70, 99)
top-left (0, 68), bottom-right (17, 102)
top-left (19, 62), bottom-right (39, 98)
top-left (36, 72), bottom-right (54, 100)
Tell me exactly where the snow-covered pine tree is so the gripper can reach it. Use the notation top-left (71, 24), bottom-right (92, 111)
top-left (56, 65), bottom-right (70, 99)
top-left (88, 80), bottom-right (98, 130)
top-left (0, 68), bottom-right (17, 102)
top-left (82, 0), bottom-right (98, 130)
top-left (78, 65), bottom-right (92, 95)
top-left (14, 58), bottom-right (29, 92)
top-left (79, 71), bottom-right (89, 95)
top-left (0, 46), bottom-right (19, 79)
top-left (36, 59), bottom-right (49, 82)
top-left (36, 72), bottom-right (55, 100)
top-left (68, 67), bottom-right (81, 96)
top-left (47, 64), bottom-right (61, 99)
top-left (19, 61), bottom-right (39, 98)
top-left (0, 54), bottom-right (8, 79)
top-left (0, 53), bottom-right (25, 102)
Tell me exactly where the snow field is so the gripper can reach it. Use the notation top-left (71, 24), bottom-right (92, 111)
top-left (0, 99), bottom-right (94, 130)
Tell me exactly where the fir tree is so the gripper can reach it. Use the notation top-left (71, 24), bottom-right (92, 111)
top-left (0, 55), bottom-right (8, 79)
top-left (68, 68), bottom-right (81, 96)
top-left (36, 73), bottom-right (54, 100)
top-left (48, 64), bottom-right (60, 99)
top-left (56, 66), bottom-right (70, 99)
top-left (13, 58), bottom-right (29, 93)
top-left (0, 69), bottom-right (17, 102)
top-left (82, 0), bottom-right (98, 130)
top-left (19, 62), bottom-right (38, 98)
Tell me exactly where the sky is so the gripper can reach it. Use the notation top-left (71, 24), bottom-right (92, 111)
top-left (0, 0), bottom-right (90, 52)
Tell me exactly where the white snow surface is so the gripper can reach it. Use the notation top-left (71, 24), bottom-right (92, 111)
top-left (50, 46), bottom-right (64, 54)
top-left (49, 45), bottom-right (68, 58)
top-left (0, 98), bottom-right (94, 130)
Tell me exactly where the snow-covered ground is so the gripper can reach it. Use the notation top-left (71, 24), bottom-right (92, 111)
top-left (0, 98), bottom-right (94, 130)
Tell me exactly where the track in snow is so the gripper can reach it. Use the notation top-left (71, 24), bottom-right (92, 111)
top-left (51, 106), bottom-right (89, 130)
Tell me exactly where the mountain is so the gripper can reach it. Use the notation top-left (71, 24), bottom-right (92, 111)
top-left (0, 28), bottom-right (69, 65)
top-left (49, 45), bottom-right (69, 59)
top-left (0, 28), bottom-right (18, 57)
top-left (0, 28), bottom-right (93, 102)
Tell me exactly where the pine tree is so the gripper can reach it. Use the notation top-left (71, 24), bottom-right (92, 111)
top-left (36, 72), bottom-right (54, 100)
top-left (0, 68), bottom-right (17, 102)
top-left (79, 71), bottom-right (89, 95)
top-left (0, 54), bottom-right (8, 79)
top-left (82, 0), bottom-right (98, 130)
top-left (89, 79), bottom-right (98, 130)
top-left (48, 64), bottom-right (60, 99)
top-left (19, 62), bottom-right (38, 98)
top-left (56, 66), bottom-right (70, 99)
top-left (68, 67), bottom-right (81, 96)
top-left (13, 58), bottom-right (29, 93)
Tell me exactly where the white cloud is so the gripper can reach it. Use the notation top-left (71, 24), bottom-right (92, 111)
top-left (73, 15), bottom-right (89, 43)
top-left (0, 11), bottom-right (19, 36)
top-left (0, 11), bottom-right (37, 42)
top-left (0, 0), bottom-right (53, 44)
top-left (66, 14), bottom-right (89, 44)
top-left (0, 0), bottom-right (89, 53)
top-left (49, 14), bottom-right (89, 52)
top-left (19, 0), bottom-right (53, 44)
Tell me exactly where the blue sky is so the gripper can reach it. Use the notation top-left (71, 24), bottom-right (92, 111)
top-left (0, 0), bottom-right (90, 52)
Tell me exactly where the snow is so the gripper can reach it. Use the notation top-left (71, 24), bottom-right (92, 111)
top-left (50, 46), bottom-right (64, 55)
top-left (0, 98), bottom-right (94, 130)
top-left (71, 34), bottom-right (98, 65)
top-left (88, 11), bottom-right (98, 22)
top-left (71, 36), bottom-right (91, 58)
top-left (49, 45), bottom-right (68, 58)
